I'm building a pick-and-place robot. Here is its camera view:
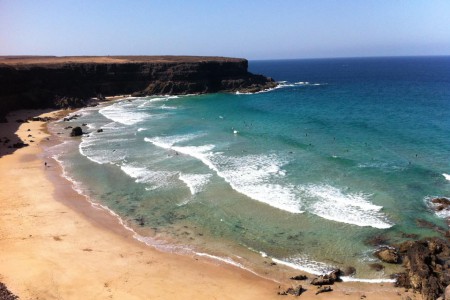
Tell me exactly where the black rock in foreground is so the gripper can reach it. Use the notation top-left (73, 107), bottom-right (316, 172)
top-left (0, 282), bottom-right (18, 300)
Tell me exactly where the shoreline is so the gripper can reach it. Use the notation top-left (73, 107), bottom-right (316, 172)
top-left (0, 108), bottom-right (413, 299)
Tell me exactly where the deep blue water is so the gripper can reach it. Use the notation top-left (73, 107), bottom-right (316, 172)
top-left (48, 56), bottom-right (450, 280)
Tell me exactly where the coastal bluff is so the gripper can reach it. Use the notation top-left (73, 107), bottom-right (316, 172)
top-left (0, 56), bottom-right (276, 121)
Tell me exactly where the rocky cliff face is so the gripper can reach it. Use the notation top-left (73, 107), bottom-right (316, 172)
top-left (0, 56), bottom-right (276, 121)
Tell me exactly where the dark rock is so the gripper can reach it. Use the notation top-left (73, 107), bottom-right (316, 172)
top-left (432, 198), bottom-right (450, 206)
top-left (278, 285), bottom-right (304, 296)
top-left (12, 142), bottom-right (28, 148)
top-left (82, 123), bottom-right (87, 126)
top-left (368, 263), bottom-right (384, 271)
top-left (328, 269), bottom-right (341, 282)
top-left (135, 216), bottom-right (145, 226)
top-left (416, 219), bottom-right (447, 235)
top-left (63, 114), bottom-right (81, 122)
top-left (70, 127), bottom-right (83, 137)
top-left (290, 275), bottom-right (308, 281)
top-left (401, 232), bottom-right (420, 239)
top-left (315, 286), bottom-right (332, 295)
top-left (394, 238), bottom-right (450, 300)
top-left (310, 269), bottom-right (341, 286)
top-left (29, 116), bottom-right (53, 122)
top-left (374, 247), bottom-right (400, 264)
top-left (97, 129), bottom-right (103, 133)
top-left (0, 282), bottom-right (19, 300)
top-left (365, 234), bottom-right (390, 247)
top-left (342, 266), bottom-right (356, 276)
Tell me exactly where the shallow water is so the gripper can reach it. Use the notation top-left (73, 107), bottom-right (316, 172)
top-left (47, 56), bottom-right (450, 280)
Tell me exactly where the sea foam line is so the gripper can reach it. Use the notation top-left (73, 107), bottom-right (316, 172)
top-left (271, 258), bottom-right (395, 283)
top-left (178, 173), bottom-right (212, 195)
top-left (303, 184), bottom-right (393, 229)
top-left (145, 136), bottom-right (304, 214)
top-left (443, 173), bottom-right (450, 181)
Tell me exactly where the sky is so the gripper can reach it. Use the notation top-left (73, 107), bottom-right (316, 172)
top-left (1, 0), bottom-right (449, 60)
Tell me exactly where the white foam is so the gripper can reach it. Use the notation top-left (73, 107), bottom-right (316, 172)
top-left (120, 164), bottom-right (175, 189)
top-left (79, 124), bottom-right (130, 165)
top-left (145, 133), bottom-right (205, 149)
top-left (145, 135), bottom-right (303, 214)
top-left (272, 257), bottom-right (334, 276)
top-left (340, 276), bottom-right (395, 283)
top-left (194, 252), bottom-right (262, 277)
top-left (302, 184), bottom-right (393, 229)
top-left (99, 102), bottom-right (148, 125)
top-left (179, 173), bottom-right (212, 195)
top-left (272, 257), bottom-right (395, 283)
top-left (443, 173), bottom-right (450, 181)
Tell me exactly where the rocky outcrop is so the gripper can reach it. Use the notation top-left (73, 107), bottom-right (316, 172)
top-left (393, 238), bottom-right (450, 300)
top-left (0, 56), bottom-right (276, 121)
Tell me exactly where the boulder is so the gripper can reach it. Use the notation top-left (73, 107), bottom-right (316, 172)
top-left (290, 275), bottom-right (308, 281)
top-left (310, 269), bottom-right (341, 286)
top-left (374, 247), bottom-right (400, 264)
top-left (97, 129), bottom-right (103, 133)
top-left (315, 286), bottom-right (332, 295)
top-left (278, 285), bottom-right (303, 296)
top-left (70, 127), bottom-right (83, 137)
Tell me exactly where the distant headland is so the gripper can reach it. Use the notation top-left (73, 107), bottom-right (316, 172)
top-left (0, 56), bottom-right (276, 121)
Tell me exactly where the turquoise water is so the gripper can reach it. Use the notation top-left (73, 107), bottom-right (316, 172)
top-left (48, 57), bottom-right (450, 280)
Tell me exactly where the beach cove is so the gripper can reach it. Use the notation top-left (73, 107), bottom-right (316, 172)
top-left (0, 109), bottom-right (409, 299)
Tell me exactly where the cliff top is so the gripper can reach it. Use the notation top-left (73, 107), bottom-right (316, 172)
top-left (0, 56), bottom-right (245, 67)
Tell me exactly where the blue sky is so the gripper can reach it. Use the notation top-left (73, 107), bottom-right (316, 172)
top-left (1, 0), bottom-right (449, 59)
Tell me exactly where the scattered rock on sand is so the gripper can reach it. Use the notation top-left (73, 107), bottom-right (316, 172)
top-left (278, 285), bottom-right (304, 296)
top-left (70, 126), bottom-right (83, 137)
top-left (290, 275), bottom-right (308, 281)
top-left (310, 269), bottom-right (341, 285)
top-left (315, 286), bottom-right (332, 295)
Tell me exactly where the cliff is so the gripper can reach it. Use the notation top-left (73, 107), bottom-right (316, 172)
top-left (0, 56), bottom-right (276, 121)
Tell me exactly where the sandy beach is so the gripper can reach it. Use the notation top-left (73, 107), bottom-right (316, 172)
top-left (0, 109), bottom-right (415, 300)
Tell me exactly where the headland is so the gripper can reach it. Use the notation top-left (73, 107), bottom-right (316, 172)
top-left (0, 56), bottom-right (276, 122)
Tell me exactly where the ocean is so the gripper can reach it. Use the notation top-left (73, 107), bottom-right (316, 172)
top-left (47, 56), bottom-right (450, 281)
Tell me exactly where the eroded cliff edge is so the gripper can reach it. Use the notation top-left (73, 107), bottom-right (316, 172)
top-left (0, 56), bottom-right (276, 121)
